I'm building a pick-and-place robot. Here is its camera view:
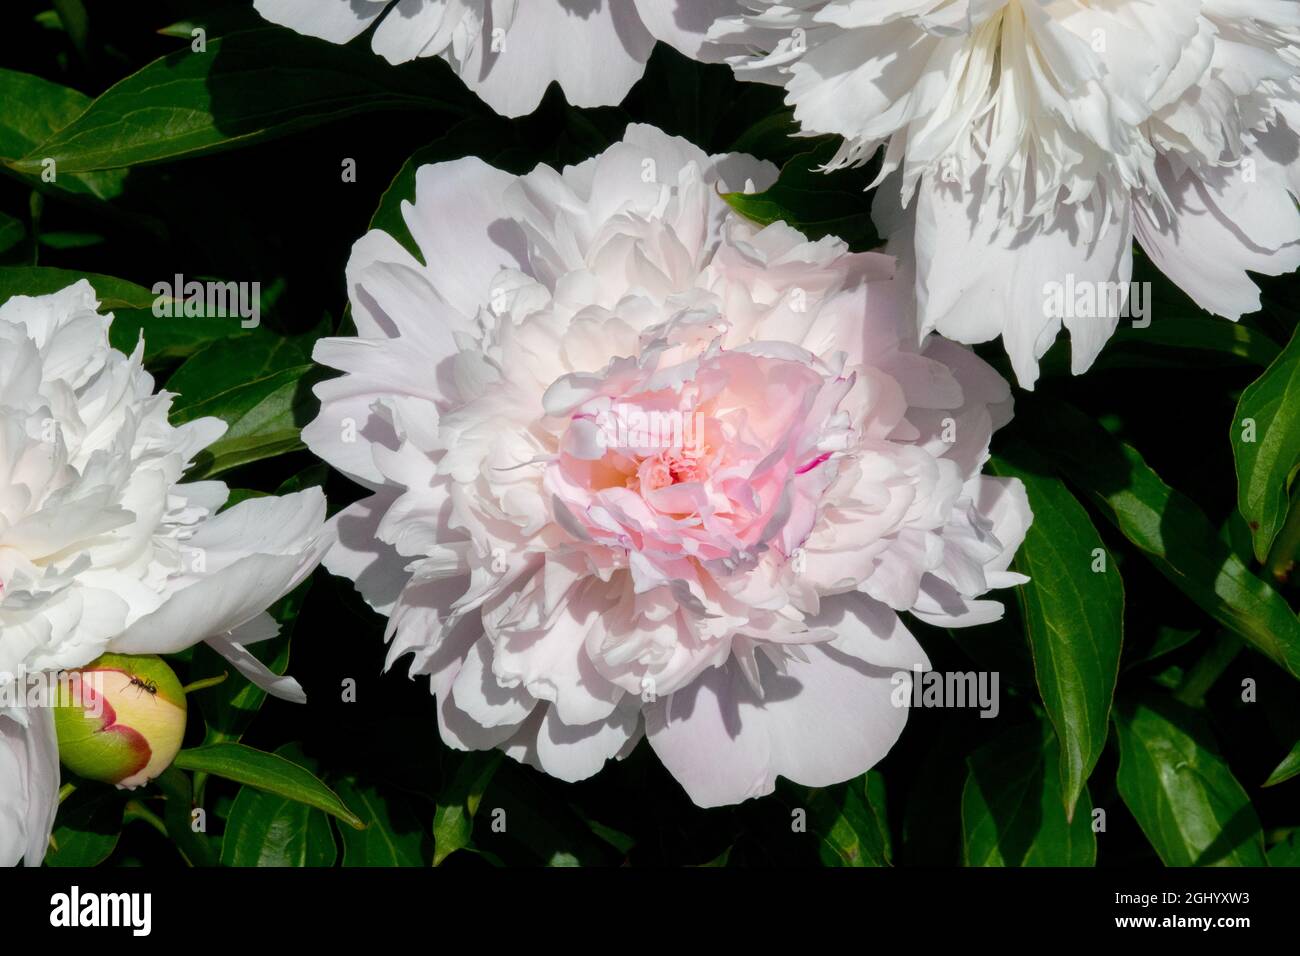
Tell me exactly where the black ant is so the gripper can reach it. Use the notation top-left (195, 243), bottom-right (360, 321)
top-left (129, 677), bottom-right (158, 697)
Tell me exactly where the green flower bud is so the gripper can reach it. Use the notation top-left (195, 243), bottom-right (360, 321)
top-left (54, 653), bottom-right (187, 789)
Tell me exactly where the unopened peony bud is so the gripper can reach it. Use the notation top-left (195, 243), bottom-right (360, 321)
top-left (54, 654), bottom-right (187, 789)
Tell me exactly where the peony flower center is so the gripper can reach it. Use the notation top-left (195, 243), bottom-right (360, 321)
top-left (544, 346), bottom-right (857, 568)
top-left (632, 445), bottom-right (711, 494)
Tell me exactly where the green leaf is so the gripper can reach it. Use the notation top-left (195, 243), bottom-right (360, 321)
top-left (108, 313), bottom-right (259, 367)
top-left (220, 745), bottom-right (337, 867)
top-left (221, 792), bottom-right (335, 866)
top-left (275, 463), bottom-right (329, 497)
top-left (574, 811), bottom-right (636, 857)
top-left (1269, 831), bottom-right (1300, 866)
top-left (38, 230), bottom-right (104, 250)
top-left (1109, 317), bottom-right (1280, 367)
top-left (0, 67), bottom-right (125, 199)
top-left (1022, 398), bottom-right (1300, 682)
top-left (722, 139), bottom-right (880, 249)
top-left (961, 719), bottom-right (1097, 866)
top-left (1263, 738), bottom-right (1300, 788)
top-left (695, 847), bottom-right (733, 867)
top-left (1233, 323), bottom-right (1300, 562)
top-left (333, 778), bottom-right (431, 867)
top-left (173, 742), bottom-right (364, 830)
top-left (468, 757), bottom-right (615, 866)
top-left (1220, 509), bottom-right (1256, 564)
top-left (45, 787), bottom-right (125, 867)
top-left (433, 751), bottom-right (501, 866)
top-left (0, 211), bottom-right (24, 254)
top-left (11, 28), bottom-right (473, 174)
top-left (0, 265), bottom-right (157, 309)
top-left (728, 110), bottom-right (810, 165)
top-left (1133, 627), bottom-right (1201, 668)
top-left (51, 0), bottom-right (90, 59)
top-left (989, 446), bottom-right (1124, 819)
top-left (804, 772), bottom-right (892, 867)
top-left (167, 335), bottom-right (311, 403)
top-left (1114, 696), bottom-right (1267, 866)
top-left (169, 362), bottom-right (327, 480)
top-left (155, 291), bottom-right (321, 375)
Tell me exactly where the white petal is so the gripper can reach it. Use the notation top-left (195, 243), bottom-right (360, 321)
top-left (460, 0), bottom-right (654, 117)
top-left (451, 635), bottom-right (538, 728)
top-left (205, 622), bottom-right (307, 705)
top-left (112, 492), bottom-right (327, 653)
top-left (435, 631), bottom-right (526, 752)
top-left (503, 703), bottom-right (640, 783)
top-left (633, 0), bottom-right (744, 59)
top-left (1135, 152), bottom-right (1300, 319)
top-left (303, 373), bottom-right (400, 487)
top-left (910, 173), bottom-right (1134, 388)
top-left (811, 593), bottom-right (931, 670)
top-left (402, 158), bottom-right (528, 317)
top-left (370, 0), bottom-right (456, 64)
top-left (253, 0), bottom-right (389, 44)
top-left (324, 492), bottom-right (410, 615)
top-left (647, 646), bottom-right (910, 807)
top-left (0, 708), bottom-right (59, 867)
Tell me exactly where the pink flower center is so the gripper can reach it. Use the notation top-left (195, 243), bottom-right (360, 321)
top-left (544, 349), bottom-right (851, 567)
top-left (633, 446), bottom-right (710, 493)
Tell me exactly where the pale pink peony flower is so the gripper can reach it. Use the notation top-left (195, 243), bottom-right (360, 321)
top-left (251, 0), bottom-right (742, 118)
top-left (306, 124), bottom-right (1031, 806)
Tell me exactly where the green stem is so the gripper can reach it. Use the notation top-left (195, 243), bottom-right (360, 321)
top-left (182, 672), bottom-right (229, 695)
top-left (154, 767), bottom-right (218, 867)
top-left (51, 0), bottom-right (90, 60)
top-left (182, 675), bottom-right (228, 800)
top-left (28, 191), bottom-right (42, 266)
top-left (124, 800), bottom-right (168, 839)
top-left (1174, 632), bottom-right (1242, 707)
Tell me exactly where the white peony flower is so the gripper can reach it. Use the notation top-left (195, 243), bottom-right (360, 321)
top-left (306, 124), bottom-right (1032, 807)
top-left (252, 0), bottom-right (742, 118)
top-left (0, 281), bottom-right (330, 865)
top-left (709, 0), bottom-right (1300, 387)
top-left (0, 709), bottom-right (58, 870)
